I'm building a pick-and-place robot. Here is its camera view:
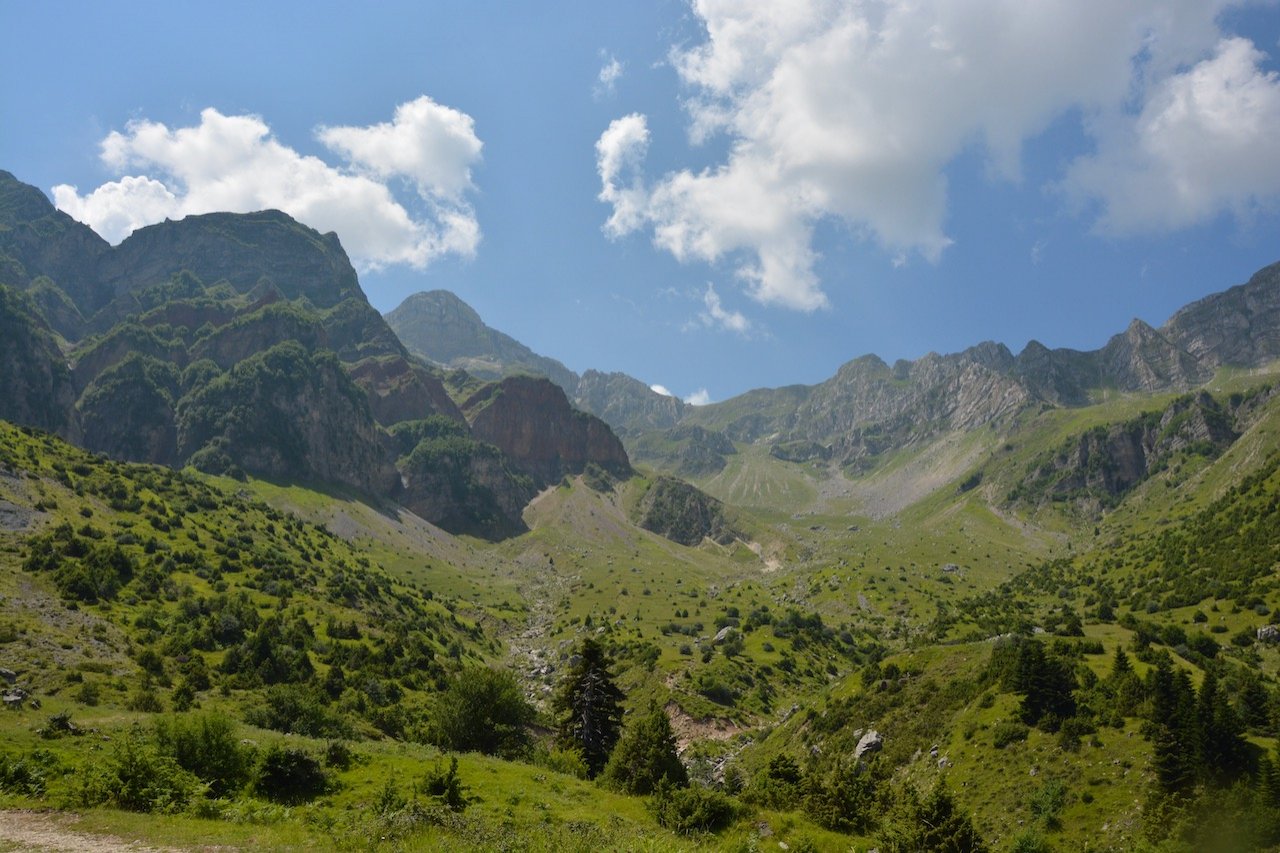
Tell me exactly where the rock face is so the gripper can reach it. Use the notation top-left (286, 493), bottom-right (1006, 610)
top-left (346, 356), bottom-right (464, 427)
top-left (391, 417), bottom-right (535, 539)
top-left (462, 375), bottom-right (631, 487)
top-left (1010, 390), bottom-right (1245, 510)
top-left (677, 263), bottom-right (1280, 471)
top-left (176, 342), bottom-right (396, 495)
top-left (1162, 261), bottom-right (1280, 368)
top-left (631, 424), bottom-right (737, 476)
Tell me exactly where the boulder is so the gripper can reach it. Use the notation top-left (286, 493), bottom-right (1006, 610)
top-left (855, 729), bottom-right (884, 760)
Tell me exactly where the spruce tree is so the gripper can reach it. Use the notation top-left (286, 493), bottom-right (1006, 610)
top-left (553, 638), bottom-right (625, 777)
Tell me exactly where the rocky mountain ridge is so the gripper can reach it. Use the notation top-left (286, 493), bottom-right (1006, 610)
top-left (0, 170), bottom-right (632, 539)
top-left (384, 261), bottom-right (1280, 476)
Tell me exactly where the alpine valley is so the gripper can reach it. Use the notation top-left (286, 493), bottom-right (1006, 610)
top-left (5, 166), bottom-right (1280, 852)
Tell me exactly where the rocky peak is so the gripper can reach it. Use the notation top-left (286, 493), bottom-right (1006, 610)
top-left (574, 370), bottom-right (685, 436)
top-left (1097, 317), bottom-right (1208, 392)
top-left (386, 290), bottom-right (580, 392)
top-left (1162, 261), bottom-right (1280, 368)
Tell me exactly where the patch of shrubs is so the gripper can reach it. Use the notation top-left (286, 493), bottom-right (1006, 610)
top-left (650, 782), bottom-right (739, 834)
top-left (992, 720), bottom-right (1031, 749)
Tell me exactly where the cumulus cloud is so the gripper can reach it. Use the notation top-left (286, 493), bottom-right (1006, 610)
top-left (1062, 38), bottom-right (1280, 232)
top-left (596, 54), bottom-right (624, 98)
top-left (597, 0), bottom-right (1276, 311)
top-left (683, 388), bottom-right (712, 406)
top-left (318, 96), bottom-right (482, 200)
top-left (596, 113), bottom-right (651, 238)
top-left (53, 99), bottom-right (483, 270)
top-left (650, 383), bottom-right (675, 397)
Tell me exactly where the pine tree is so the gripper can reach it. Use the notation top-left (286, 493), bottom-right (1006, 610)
top-left (879, 782), bottom-right (988, 853)
top-left (553, 638), bottom-right (625, 777)
top-left (1106, 646), bottom-right (1143, 718)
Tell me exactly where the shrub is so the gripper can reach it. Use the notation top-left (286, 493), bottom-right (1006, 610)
top-left (75, 728), bottom-right (202, 813)
top-left (650, 782), bottom-right (739, 834)
top-left (427, 667), bottom-right (533, 758)
top-left (243, 684), bottom-right (351, 738)
top-left (878, 783), bottom-right (987, 853)
top-left (253, 745), bottom-right (328, 804)
top-left (803, 759), bottom-right (878, 833)
top-left (992, 720), bottom-right (1031, 749)
top-left (153, 713), bottom-right (250, 797)
top-left (0, 749), bottom-right (58, 797)
top-left (422, 756), bottom-right (469, 811)
top-left (744, 754), bottom-right (804, 809)
top-left (533, 744), bottom-right (590, 779)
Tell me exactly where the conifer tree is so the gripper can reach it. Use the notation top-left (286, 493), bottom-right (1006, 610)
top-left (553, 638), bottom-right (625, 777)
top-left (600, 706), bottom-right (687, 795)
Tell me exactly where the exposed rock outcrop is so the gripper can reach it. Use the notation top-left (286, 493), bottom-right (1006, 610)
top-left (462, 375), bottom-right (631, 487)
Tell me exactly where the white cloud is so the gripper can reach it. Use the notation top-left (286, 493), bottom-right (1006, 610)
top-left (53, 100), bottom-right (483, 271)
top-left (317, 96), bottom-right (482, 200)
top-left (699, 283), bottom-right (752, 334)
top-left (684, 388), bottom-right (712, 406)
top-left (596, 54), bottom-right (624, 98)
top-left (650, 383), bottom-right (675, 397)
top-left (1062, 38), bottom-right (1280, 233)
top-left (598, 0), bottom-right (1274, 310)
top-left (596, 113), bottom-right (651, 238)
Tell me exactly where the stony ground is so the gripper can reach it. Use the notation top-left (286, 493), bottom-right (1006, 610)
top-left (0, 811), bottom-right (183, 852)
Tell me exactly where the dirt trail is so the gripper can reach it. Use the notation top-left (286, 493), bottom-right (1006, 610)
top-left (0, 811), bottom-right (186, 852)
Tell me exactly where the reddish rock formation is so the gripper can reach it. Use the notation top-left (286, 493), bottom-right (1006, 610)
top-left (461, 375), bottom-right (631, 486)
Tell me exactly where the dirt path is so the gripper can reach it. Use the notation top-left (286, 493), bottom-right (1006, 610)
top-left (0, 811), bottom-right (185, 853)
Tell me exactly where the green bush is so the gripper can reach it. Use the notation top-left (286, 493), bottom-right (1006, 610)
top-left (422, 756), bottom-right (469, 812)
top-left (75, 729), bottom-right (202, 813)
top-left (744, 754), bottom-right (804, 809)
top-left (601, 707), bottom-right (688, 795)
top-left (992, 720), bottom-right (1031, 749)
top-left (803, 758), bottom-right (878, 833)
top-left (427, 666), bottom-right (533, 758)
top-left (253, 745), bottom-right (328, 804)
top-left (153, 712), bottom-right (250, 797)
top-left (243, 684), bottom-right (351, 738)
top-left (650, 782), bottom-right (739, 834)
top-left (533, 744), bottom-right (590, 779)
top-left (0, 749), bottom-right (58, 797)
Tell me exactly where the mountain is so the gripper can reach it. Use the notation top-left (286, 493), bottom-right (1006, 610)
top-left (680, 263), bottom-right (1280, 473)
top-left (0, 170), bottom-right (631, 539)
top-left (385, 289), bottom-right (685, 437)
top-left (386, 289), bottom-right (580, 391)
top-left (385, 263), bottom-right (1280, 481)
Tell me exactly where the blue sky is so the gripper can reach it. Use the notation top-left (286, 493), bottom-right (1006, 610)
top-left (3, 1), bottom-right (1279, 404)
